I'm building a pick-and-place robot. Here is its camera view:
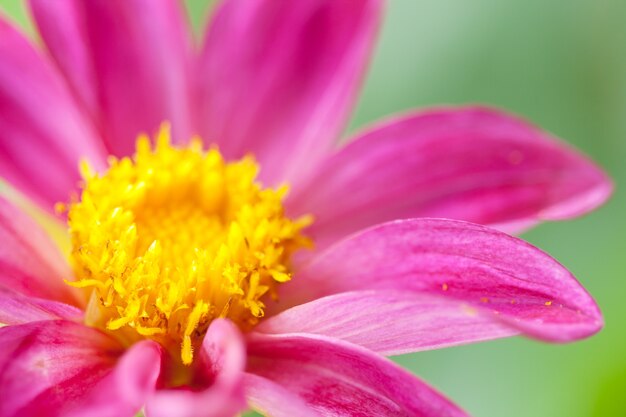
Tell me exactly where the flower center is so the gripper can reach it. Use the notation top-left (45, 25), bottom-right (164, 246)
top-left (65, 124), bottom-right (311, 365)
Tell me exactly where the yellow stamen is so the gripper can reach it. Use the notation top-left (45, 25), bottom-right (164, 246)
top-left (66, 124), bottom-right (311, 365)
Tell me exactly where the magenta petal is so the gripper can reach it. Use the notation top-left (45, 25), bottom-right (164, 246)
top-left (145, 319), bottom-right (247, 417)
top-left (284, 218), bottom-right (602, 345)
top-left (30, 0), bottom-right (195, 156)
top-left (28, 0), bottom-right (99, 118)
top-left (258, 290), bottom-right (518, 356)
top-left (244, 373), bottom-right (319, 417)
top-left (246, 332), bottom-right (469, 417)
top-left (0, 17), bottom-right (107, 211)
top-left (66, 340), bottom-right (162, 417)
top-left (0, 320), bottom-right (124, 417)
top-left (288, 106), bottom-right (612, 246)
top-left (0, 288), bottom-right (82, 325)
top-left (0, 197), bottom-right (79, 306)
top-left (199, 0), bottom-right (382, 184)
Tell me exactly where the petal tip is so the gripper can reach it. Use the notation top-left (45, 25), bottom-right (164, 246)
top-left (540, 170), bottom-right (614, 221)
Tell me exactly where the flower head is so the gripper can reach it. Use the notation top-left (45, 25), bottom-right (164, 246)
top-left (0, 1), bottom-right (612, 417)
top-left (66, 125), bottom-right (311, 365)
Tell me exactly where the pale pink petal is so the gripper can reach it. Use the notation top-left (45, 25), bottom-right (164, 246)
top-left (288, 107), bottom-right (612, 247)
top-left (0, 320), bottom-right (124, 417)
top-left (0, 288), bottom-right (82, 325)
top-left (283, 218), bottom-right (602, 344)
top-left (66, 340), bottom-right (162, 417)
top-left (0, 197), bottom-right (79, 306)
top-left (246, 332), bottom-right (469, 417)
top-left (0, 16), bottom-right (107, 211)
top-left (199, 0), bottom-right (382, 184)
top-left (145, 319), bottom-right (247, 417)
top-left (30, 0), bottom-right (195, 156)
top-left (259, 290), bottom-right (518, 356)
top-left (27, 0), bottom-right (99, 118)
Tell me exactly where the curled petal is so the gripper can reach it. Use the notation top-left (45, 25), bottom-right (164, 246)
top-left (0, 320), bottom-right (124, 417)
top-left (0, 17), bottom-right (107, 211)
top-left (246, 332), bottom-right (469, 417)
top-left (145, 319), bottom-right (247, 417)
top-left (66, 340), bottom-right (162, 417)
top-left (199, 0), bottom-right (382, 184)
top-left (0, 197), bottom-right (78, 306)
top-left (283, 218), bottom-right (602, 346)
top-left (288, 107), bottom-right (612, 247)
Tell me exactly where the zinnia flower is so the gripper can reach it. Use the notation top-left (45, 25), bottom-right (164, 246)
top-left (0, 1), bottom-right (612, 416)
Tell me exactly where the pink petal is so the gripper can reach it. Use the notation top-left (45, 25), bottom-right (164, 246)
top-left (29, 0), bottom-right (195, 156)
top-left (66, 340), bottom-right (162, 417)
top-left (27, 0), bottom-right (99, 119)
top-left (0, 320), bottom-right (124, 417)
top-left (0, 197), bottom-right (79, 306)
top-left (0, 288), bottom-right (82, 325)
top-left (246, 332), bottom-right (469, 417)
top-left (288, 107), bottom-right (612, 247)
top-left (258, 290), bottom-right (518, 356)
top-left (145, 319), bottom-right (247, 417)
top-left (244, 373), bottom-right (319, 417)
top-left (283, 218), bottom-right (602, 345)
top-left (0, 16), bottom-right (107, 211)
top-left (198, 0), bottom-right (382, 184)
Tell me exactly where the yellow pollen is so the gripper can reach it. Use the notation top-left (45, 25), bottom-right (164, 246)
top-left (65, 124), bottom-right (312, 365)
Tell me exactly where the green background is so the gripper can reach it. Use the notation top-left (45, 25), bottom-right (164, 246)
top-left (2, 0), bottom-right (625, 416)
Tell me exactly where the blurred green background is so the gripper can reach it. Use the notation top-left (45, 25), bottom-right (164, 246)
top-left (2, 0), bottom-right (625, 416)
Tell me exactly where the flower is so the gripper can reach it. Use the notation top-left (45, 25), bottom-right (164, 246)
top-left (0, 1), bottom-right (612, 416)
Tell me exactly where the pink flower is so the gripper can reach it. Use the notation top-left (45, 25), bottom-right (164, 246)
top-left (0, 1), bottom-right (612, 417)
